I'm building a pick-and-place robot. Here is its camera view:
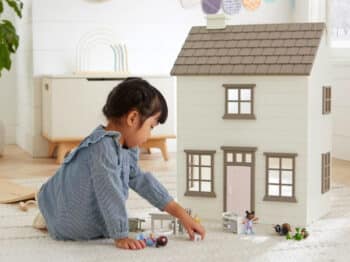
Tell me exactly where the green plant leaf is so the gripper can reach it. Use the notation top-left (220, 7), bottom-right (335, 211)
top-left (0, 19), bottom-right (19, 53)
top-left (0, 0), bottom-right (22, 77)
top-left (0, 42), bottom-right (12, 74)
top-left (4, 0), bottom-right (23, 18)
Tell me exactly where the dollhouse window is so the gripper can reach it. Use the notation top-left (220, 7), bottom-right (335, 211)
top-left (322, 86), bottom-right (332, 114)
top-left (184, 150), bottom-right (216, 197)
top-left (263, 153), bottom-right (297, 202)
top-left (321, 152), bottom-right (331, 194)
top-left (226, 152), bottom-right (252, 163)
top-left (222, 84), bottom-right (256, 120)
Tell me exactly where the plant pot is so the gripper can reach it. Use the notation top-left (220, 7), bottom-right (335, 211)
top-left (0, 120), bottom-right (5, 157)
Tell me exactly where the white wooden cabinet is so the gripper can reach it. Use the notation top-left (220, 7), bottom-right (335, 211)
top-left (42, 75), bottom-right (176, 141)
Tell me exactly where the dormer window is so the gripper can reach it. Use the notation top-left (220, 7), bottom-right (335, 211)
top-left (223, 84), bottom-right (256, 120)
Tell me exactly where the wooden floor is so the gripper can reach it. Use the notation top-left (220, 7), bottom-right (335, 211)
top-left (0, 145), bottom-right (176, 180)
top-left (0, 145), bottom-right (349, 187)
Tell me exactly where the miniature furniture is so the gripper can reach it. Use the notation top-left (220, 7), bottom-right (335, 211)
top-left (128, 218), bottom-right (146, 232)
top-left (149, 212), bottom-right (177, 235)
top-left (222, 212), bottom-right (243, 234)
top-left (41, 75), bottom-right (176, 163)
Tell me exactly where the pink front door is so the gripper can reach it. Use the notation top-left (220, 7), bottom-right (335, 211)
top-left (226, 166), bottom-right (251, 217)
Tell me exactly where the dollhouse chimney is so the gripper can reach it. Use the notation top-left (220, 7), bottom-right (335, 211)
top-left (206, 13), bottom-right (227, 29)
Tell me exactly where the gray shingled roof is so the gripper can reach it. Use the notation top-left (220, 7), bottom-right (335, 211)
top-left (170, 23), bottom-right (325, 76)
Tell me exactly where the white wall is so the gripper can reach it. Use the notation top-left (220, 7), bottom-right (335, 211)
top-left (0, 4), bottom-right (17, 144)
top-left (0, 69), bottom-right (17, 144)
top-left (331, 61), bottom-right (350, 160)
top-left (293, 0), bottom-right (326, 22)
top-left (177, 76), bottom-right (309, 225)
top-left (28, 0), bottom-right (293, 156)
top-left (328, 3), bottom-right (350, 161)
top-left (15, 0), bottom-right (35, 154)
top-left (307, 34), bottom-right (331, 224)
top-left (31, 0), bottom-right (293, 76)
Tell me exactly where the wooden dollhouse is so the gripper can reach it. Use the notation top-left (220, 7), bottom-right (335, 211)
top-left (171, 22), bottom-right (332, 225)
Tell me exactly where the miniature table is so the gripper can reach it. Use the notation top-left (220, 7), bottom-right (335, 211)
top-left (149, 212), bottom-right (177, 235)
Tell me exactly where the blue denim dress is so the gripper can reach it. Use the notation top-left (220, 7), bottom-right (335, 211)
top-left (38, 125), bottom-right (173, 240)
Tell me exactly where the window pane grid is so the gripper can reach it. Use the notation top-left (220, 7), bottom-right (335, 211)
top-left (323, 86), bottom-right (332, 114)
top-left (225, 87), bottom-right (254, 116)
top-left (266, 156), bottom-right (295, 199)
top-left (322, 152), bottom-right (331, 193)
top-left (186, 152), bottom-right (214, 195)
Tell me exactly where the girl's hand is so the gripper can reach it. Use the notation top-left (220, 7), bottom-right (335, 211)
top-left (181, 215), bottom-right (206, 240)
top-left (163, 200), bottom-right (206, 240)
top-left (115, 237), bottom-right (146, 250)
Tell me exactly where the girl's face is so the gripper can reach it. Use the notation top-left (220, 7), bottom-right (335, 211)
top-left (124, 111), bottom-right (160, 148)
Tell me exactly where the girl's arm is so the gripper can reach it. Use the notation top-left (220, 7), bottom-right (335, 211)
top-left (128, 165), bottom-right (205, 240)
top-left (163, 201), bottom-right (206, 240)
top-left (128, 166), bottom-right (174, 211)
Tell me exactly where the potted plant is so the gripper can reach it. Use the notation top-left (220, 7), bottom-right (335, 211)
top-left (0, 0), bottom-right (23, 156)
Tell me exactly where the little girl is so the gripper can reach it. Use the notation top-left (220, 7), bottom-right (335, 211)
top-left (34, 77), bottom-right (205, 249)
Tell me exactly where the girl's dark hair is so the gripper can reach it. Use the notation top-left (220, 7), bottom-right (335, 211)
top-left (102, 77), bottom-right (168, 125)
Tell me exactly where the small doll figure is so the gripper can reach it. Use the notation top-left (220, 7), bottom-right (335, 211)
top-left (274, 223), bottom-right (292, 236)
top-left (136, 233), bottom-right (168, 248)
top-left (243, 210), bottom-right (258, 235)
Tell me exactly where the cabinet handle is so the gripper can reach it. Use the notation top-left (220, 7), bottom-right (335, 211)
top-left (45, 84), bottom-right (49, 91)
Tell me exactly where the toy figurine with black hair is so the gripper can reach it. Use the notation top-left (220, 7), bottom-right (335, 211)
top-left (243, 210), bottom-right (259, 235)
top-left (274, 223), bottom-right (292, 236)
top-left (136, 233), bottom-right (168, 248)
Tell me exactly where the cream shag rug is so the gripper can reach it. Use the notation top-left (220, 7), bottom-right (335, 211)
top-left (0, 178), bottom-right (349, 262)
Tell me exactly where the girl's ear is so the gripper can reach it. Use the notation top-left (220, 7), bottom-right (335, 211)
top-left (126, 110), bottom-right (139, 127)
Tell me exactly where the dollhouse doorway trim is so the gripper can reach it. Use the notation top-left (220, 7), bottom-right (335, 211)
top-left (221, 146), bottom-right (257, 215)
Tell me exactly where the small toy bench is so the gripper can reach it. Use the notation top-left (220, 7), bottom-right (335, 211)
top-left (47, 134), bottom-right (176, 164)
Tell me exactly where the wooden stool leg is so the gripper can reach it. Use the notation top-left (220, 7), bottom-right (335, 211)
top-left (56, 144), bottom-right (67, 164)
top-left (48, 142), bottom-right (57, 157)
top-left (159, 141), bottom-right (169, 161)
